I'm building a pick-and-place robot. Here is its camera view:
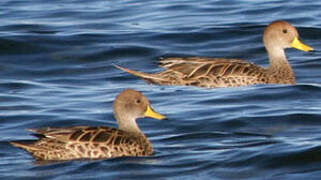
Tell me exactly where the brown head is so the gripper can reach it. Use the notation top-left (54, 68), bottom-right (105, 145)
top-left (113, 89), bottom-right (166, 134)
top-left (263, 21), bottom-right (313, 52)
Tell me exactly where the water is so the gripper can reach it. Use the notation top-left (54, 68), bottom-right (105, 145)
top-left (1, 0), bottom-right (321, 179)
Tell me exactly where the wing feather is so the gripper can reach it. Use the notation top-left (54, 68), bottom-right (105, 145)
top-left (159, 57), bottom-right (266, 78)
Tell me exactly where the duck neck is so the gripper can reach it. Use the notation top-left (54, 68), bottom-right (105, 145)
top-left (117, 115), bottom-right (144, 137)
top-left (117, 116), bottom-right (153, 154)
top-left (267, 47), bottom-right (294, 76)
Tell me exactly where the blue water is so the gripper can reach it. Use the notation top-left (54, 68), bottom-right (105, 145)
top-left (1, 0), bottom-right (321, 179)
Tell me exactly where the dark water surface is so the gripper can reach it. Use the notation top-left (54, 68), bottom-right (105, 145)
top-left (1, 0), bottom-right (321, 179)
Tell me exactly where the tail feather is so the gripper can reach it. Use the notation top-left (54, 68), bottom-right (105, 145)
top-left (10, 141), bottom-right (39, 151)
top-left (113, 64), bottom-right (164, 84)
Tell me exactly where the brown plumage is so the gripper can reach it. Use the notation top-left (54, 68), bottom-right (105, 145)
top-left (115, 21), bottom-right (314, 88)
top-left (10, 89), bottom-right (166, 161)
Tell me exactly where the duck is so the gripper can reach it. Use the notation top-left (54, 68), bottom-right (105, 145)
top-left (115, 21), bottom-right (314, 88)
top-left (10, 89), bottom-right (166, 161)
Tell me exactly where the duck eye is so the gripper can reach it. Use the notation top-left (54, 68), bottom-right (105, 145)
top-left (135, 99), bottom-right (141, 104)
top-left (282, 29), bottom-right (287, 34)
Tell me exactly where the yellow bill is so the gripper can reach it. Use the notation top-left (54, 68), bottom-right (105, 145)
top-left (291, 37), bottom-right (314, 52)
top-left (145, 105), bottom-right (166, 120)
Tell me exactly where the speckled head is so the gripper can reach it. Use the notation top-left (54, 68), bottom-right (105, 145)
top-left (263, 20), bottom-right (313, 52)
top-left (113, 89), bottom-right (166, 126)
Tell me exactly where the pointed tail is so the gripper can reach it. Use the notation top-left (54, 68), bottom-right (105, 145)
top-left (10, 141), bottom-right (39, 151)
top-left (113, 64), bottom-right (164, 84)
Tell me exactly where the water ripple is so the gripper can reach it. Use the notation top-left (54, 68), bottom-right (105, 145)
top-left (1, 0), bottom-right (321, 179)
